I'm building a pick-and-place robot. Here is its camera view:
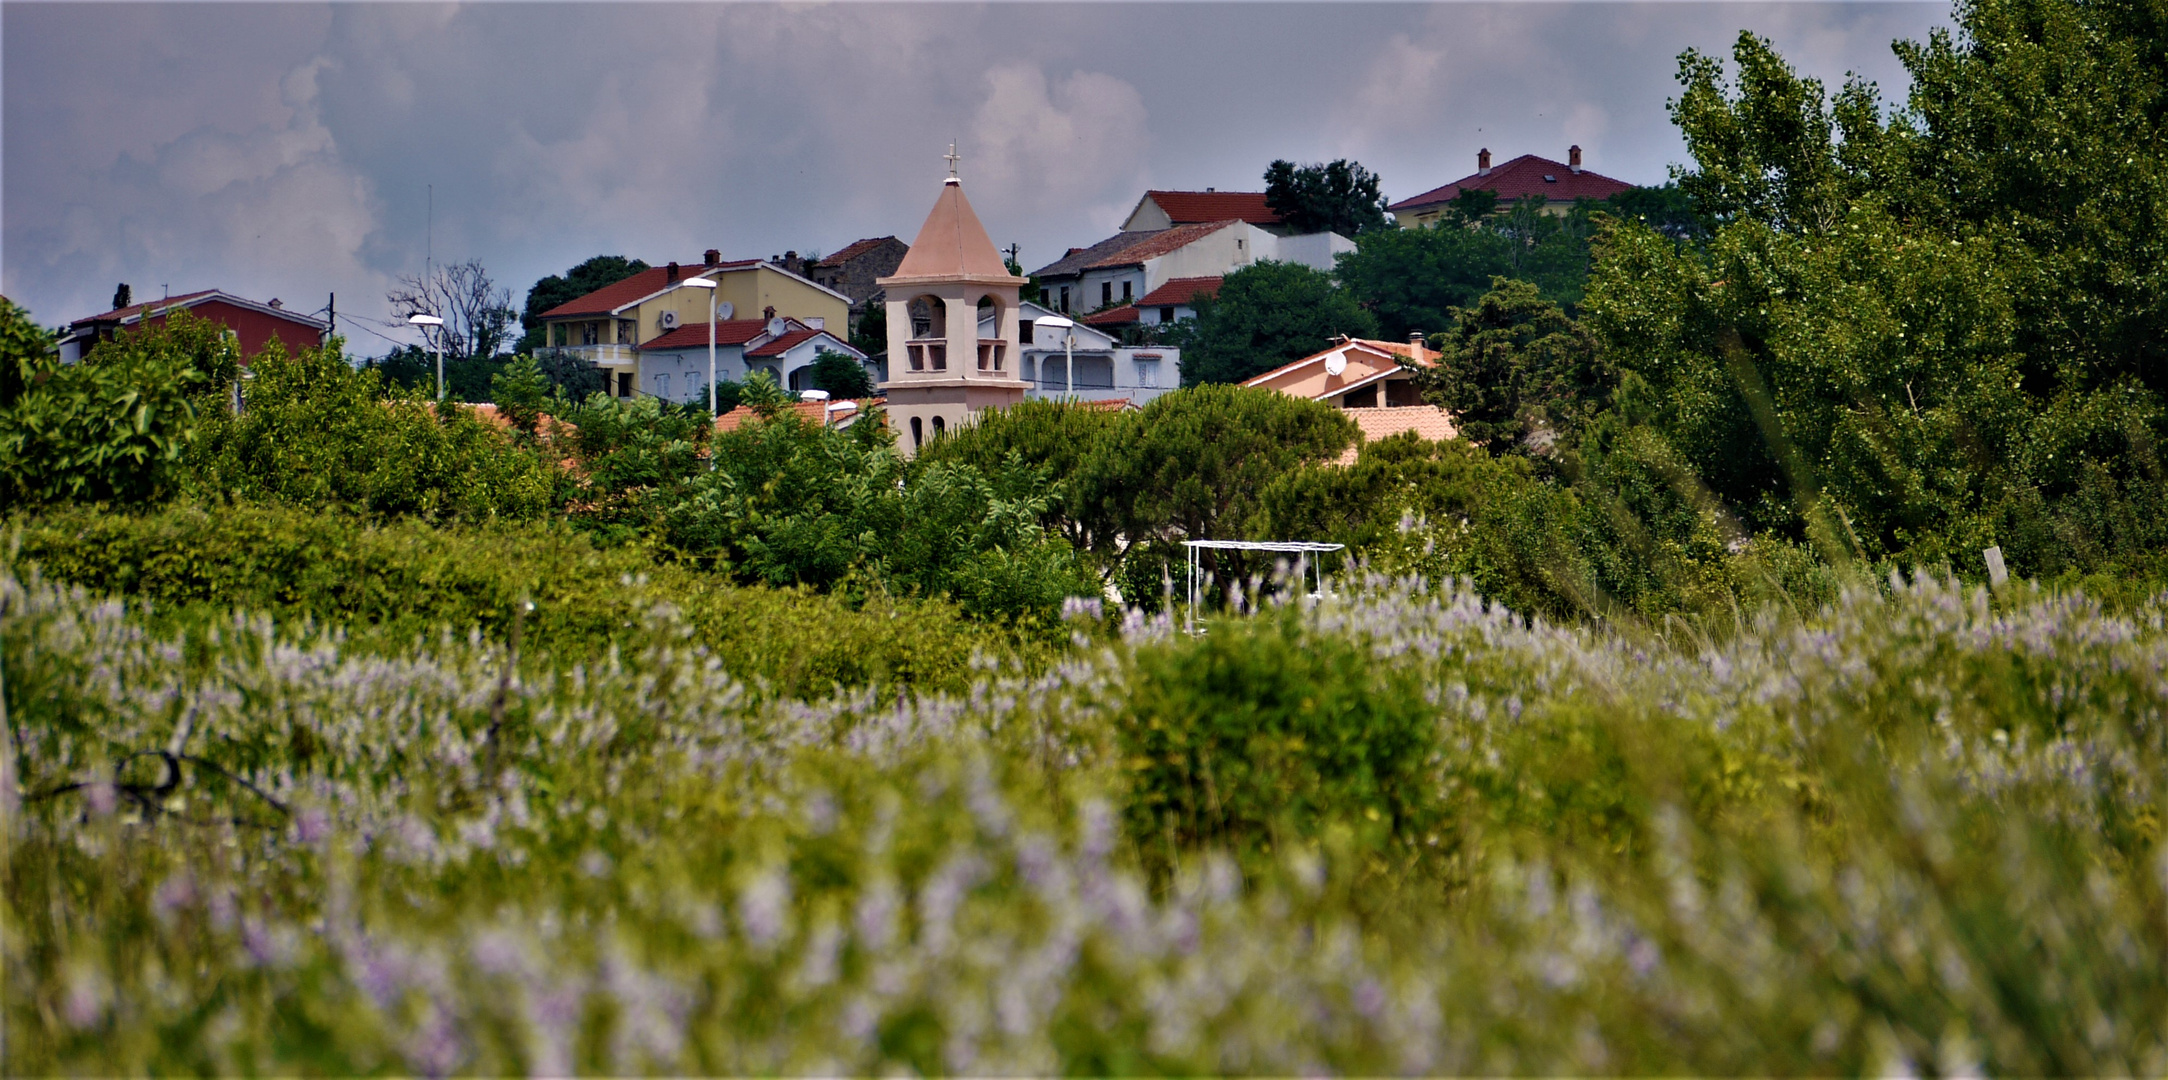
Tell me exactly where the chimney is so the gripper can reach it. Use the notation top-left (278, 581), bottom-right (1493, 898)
top-left (666, 261), bottom-right (680, 282)
top-left (268, 298), bottom-right (283, 310)
top-left (763, 305), bottom-right (776, 320)
top-left (704, 249), bottom-right (720, 267)
top-left (1478, 148), bottom-right (1492, 176)
top-left (1205, 186), bottom-right (1216, 193)
top-left (112, 283), bottom-right (132, 310)
top-left (1569, 145), bottom-right (1583, 174)
top-left (1409, 331), bottom-right (1424, 359)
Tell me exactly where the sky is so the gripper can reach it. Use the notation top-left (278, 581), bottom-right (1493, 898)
top-left (3, 1), bottom-right (1952, 354)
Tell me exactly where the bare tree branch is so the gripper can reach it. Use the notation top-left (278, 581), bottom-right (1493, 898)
top-left (386, 259), bottom-right (516, 363)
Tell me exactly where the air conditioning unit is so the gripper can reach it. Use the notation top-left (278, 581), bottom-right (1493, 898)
top-left (659, 310), bottom-right (680, 330)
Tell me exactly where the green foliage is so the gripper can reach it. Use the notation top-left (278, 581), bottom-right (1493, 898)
top-left (807, 350), bottom-right (874, 399)
top-left (1178, 261), bottom-right (1377, 385)
top-left (1116, 607), bottom-right (1445, 880)
top-left (6, 501), bottom-right (1030, 697)
top-left (368, 345), bottom-right (508, 402)
top-left (659, 410), bottom-right (1097, 624)
top-left (1263, 158), bottom-right (1390, 236)
top-left (916, 398), bottom-right (1124, 559)
top-left (848, 304), bottom-right (888, 359)
top-left (1416, 278), bottom-right (1609, 455)
top-left (1084, 386), bottom-right (1356, 595)
top-left (1333, 198), bottom-right (1603, 340)
top-left (515, 255), bottom-right (649, 352)
top-left (0, 306), bottom-right (230, 511)
top-left (489, 354), bottom-right (552, 436)
top-left (185, 341), bottom-right (566, 522)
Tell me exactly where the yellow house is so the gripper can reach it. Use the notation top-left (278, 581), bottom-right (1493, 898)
top-left (537, 251), bottom-right (850, 396)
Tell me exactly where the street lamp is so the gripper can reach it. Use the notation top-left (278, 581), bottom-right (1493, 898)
top-left (679, 277), bottom-right (719, 415)
top-left (407, 313), bottom-right (445, 401)
top-left (1035, 315), bottom-right (1077, 398)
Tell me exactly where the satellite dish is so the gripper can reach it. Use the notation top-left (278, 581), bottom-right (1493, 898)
top-left (1324, 350), bottom-right (1347, 377)
top-left (717, 301), bottom-right (734, 319)
top-left (659, 310), bottom-right (680, 330)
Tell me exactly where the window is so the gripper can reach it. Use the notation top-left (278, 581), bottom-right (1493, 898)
top-left (910, 416), bottom-right (923, 449)
top-left (932, 415), bottom-right (946, 436)
top-left (1237, 238), bottom-right (1246, 252)
top-left (1122, 281), bottom-right (1132, 302)
top-left (619, 319), bottom-right (636, 344)
top-left (654, 373), bottom-right (672, 398)
top-left (616, 371), bottom-right (632, 397)
top-left (1101, 282), bottom-right (1112, 307)
top-left (1159, 306), bottom-right (1175, 323)
top-left (1019, 319), bottom-right (1034, 344)
top-left (1059, 286), bottom-right (1070, 313)
top-left (582, 322), bottom-right (599, 346)
top-left (1138, 358), bottom-right (1159, 388)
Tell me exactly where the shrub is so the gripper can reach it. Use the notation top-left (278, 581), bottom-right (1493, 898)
top-left (1114, 607), bottom-right (1447, 881)
top-left (184, 341), bottom-right (567, 522)
top-left (0, 304), bottom-right (231, 510)
top-left (5, 501), bottom-right (1034, 697)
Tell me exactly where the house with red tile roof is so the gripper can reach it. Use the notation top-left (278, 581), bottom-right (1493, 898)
top-left (809, 237), bottom-right (908, 335)
top-left (1027, 218), bottom-right (1351, 323)
top-left (1121, 190), bottom-right (1287, 234)
top-left (1389, 147), bottom-right (1635, 228)
top-left (1137, 277), bottom-right (1221, 329)
top-left (633, 315), bottom-right (868, 405)
top-left (535, 249), bottom-right (851, 398)
top-left (56, 287), bottom-right (328, 364)
top-left (1242, 334), bottom-right (1458, 458)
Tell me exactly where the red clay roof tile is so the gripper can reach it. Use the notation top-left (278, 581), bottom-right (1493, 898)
top-left (1388, 154), bottom-right (1633, 212)
top-left (1137, 276), bottom-right (1222, 307)
top-left (1144, 190), bottom-right (1282, 227)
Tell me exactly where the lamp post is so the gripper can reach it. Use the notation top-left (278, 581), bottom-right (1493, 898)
top-left (679, 277), bottom-right (719, 415)
top-left (407, 313), bottom-right (445, 401)
top-left (1036, 315), bottom-right (1076, 398)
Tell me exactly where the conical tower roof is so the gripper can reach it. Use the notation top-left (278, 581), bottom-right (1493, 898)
top-left (884, 179), bottom-right (1025, 285)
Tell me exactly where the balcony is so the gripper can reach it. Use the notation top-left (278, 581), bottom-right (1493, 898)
top-left (550, 344), bottom-right (636, 365)
top-left (976, 338), bottom-right (1007, 372)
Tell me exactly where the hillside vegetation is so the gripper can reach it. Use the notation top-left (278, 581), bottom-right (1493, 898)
top-left (4, 0), bottom-right (2167, 1071)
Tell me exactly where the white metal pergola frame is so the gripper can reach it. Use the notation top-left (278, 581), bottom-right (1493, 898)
top-left (1182, 539), bottom-right (1346, 633)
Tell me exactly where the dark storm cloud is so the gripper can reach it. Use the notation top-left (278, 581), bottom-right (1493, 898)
top-left (3, 2), bottom-right (1950, 348)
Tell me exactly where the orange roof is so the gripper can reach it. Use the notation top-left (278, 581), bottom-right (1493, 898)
top-left (1083, 304), bottom-right (1140, 326)
top-left (885, 180), bottom-right (1020, 283)
top-left (640, 318), bottom-right (777, 350)
top-left (72, 289), bottom-right (219, 325)
top-left (1144, 190), bottom-right (1282, 227)
top-left (539, 260), bottom-right (757, 319)
top-left (747, 327), bottom-right (841, 357)
top-left (1086, 220), bottom-right (1236, 269)
top-left (1241, 337), bottom-right (1435, 401)
top-left (1389, 153), bottom-right (1633, 212)
top-left (1137, 276), bottom-right (1222, 307)
top-left (1337, 407), bottom-right (1459, 463)
top-left (713, 397), bottom-right (878, 433)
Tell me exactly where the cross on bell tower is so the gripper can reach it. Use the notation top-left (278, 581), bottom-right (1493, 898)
top-left (944, 142), bottom-right (960, 180)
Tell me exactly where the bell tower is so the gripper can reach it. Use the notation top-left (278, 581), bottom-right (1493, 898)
top-left (877, 163), bottom-right (1030, 456)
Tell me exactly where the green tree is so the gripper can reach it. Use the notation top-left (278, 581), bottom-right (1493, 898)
top-left (516, 255), bottom-right (650, 352)
top-left (849, 305), bottom-right (888, 359)
top-left (918, 398), bottom-right (1125, 563)
top-left (186, 339), bottom-right (565, 522)
top-left (807, 350), bottom-right (875, 399)
top-left (490, 354), bottom-right (553, 436)
top-left (0, 304), bottom-right (228, 510)
top-left (1332, 211), bottom-right (1515, 341)
top-left (1082, 385), bottom-right (1357, 597)
top-left (1264, 158), bottom-right (1391, 235)
top-left (1417, 278), bottom-right (1607, 457)
top-left (1179, 261), bottom-right (1377, 386)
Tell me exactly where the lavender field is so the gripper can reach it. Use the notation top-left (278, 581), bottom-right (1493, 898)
top-left (5, 559), bottom-right (2164, 1074)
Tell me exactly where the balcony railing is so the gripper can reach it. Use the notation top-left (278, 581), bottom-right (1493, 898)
top-left (550, 344), bottom-right (636, 365)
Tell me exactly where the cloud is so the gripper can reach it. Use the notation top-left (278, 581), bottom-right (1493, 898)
top-left (970, 64), bottom-right (1149, 215)
top-left (4, 3), bottom-right (1957, 343)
